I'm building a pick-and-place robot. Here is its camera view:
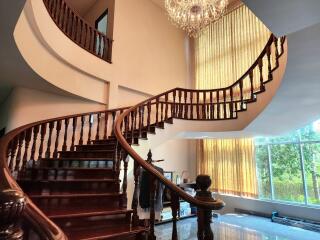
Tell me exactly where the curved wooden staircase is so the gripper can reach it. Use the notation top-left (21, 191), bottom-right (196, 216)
top-left (0, 1), bottom-right (287, 239)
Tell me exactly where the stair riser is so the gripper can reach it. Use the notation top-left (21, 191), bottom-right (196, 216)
top-left (59, 151), bottom-right (119, 159)
top-left (76, 145), bottom-right (117, 151)
top-left (22, 169), bottom-right (117, 180)
top-left (20, 181), bottom-right (120, 195)
top-left (39, 160), bottom-right (114, 169)
top-left (56, 215), bottom-right (131, 230)
top-left (32, 196), bottom-right (124, 210)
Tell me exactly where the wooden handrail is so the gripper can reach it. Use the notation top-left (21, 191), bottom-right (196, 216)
top-left (114, 34), bottom-right (287, 237)
top-left (42, 0), bottom-right (113, 63)
top-left (0, 33), bottom-right (286, 239)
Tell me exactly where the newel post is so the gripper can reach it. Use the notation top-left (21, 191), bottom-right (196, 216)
top-left (195, 175), bottom-right (215, 240)
top-left (0, 189), bottom-right (26, 239)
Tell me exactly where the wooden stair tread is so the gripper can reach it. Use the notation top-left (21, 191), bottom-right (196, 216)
top-left (31, 167), bottom-right (113, 171)
top-left (59, 150), bottom-right (116, 153)
top-left (19, 178), bottom-right (119, 183)
top-left (29, 192), bottom-right (123, 199)
top-left (65, 224), bottom-right (147, 240)
top-left (46, 208), bottom-right (132, 219)
top-left (41, 157), bottom-right (114, 161)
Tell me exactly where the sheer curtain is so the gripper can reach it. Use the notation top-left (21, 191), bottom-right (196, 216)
top-left (197, 139), bottom-right (258, 198)
top-left (195, 5), bottom-right (270, 89)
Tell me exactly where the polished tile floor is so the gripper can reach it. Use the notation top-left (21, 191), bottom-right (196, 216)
top-left (155, 214), bottom-right (320, 240)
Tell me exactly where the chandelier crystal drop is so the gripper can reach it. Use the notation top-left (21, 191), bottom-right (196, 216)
top-left (165, 0), bottom-right (228, 37)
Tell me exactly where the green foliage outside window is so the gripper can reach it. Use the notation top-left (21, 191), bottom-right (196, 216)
top-left (255, 120), bottom-right (320, 206)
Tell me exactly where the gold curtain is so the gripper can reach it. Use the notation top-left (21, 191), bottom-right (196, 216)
top-left (195, 5), bottom-right (271, 89)
top-left (197, 138), bottom-right (258, 198)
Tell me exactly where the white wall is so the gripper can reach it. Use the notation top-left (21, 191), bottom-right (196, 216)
top-left (4, 87), bottom-right (106, 132)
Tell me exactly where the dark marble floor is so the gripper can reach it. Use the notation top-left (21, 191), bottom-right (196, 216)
top-left (155, 214), bottom-right (320, 240)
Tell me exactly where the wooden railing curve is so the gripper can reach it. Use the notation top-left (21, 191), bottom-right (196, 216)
top-left (114, 34), bottom-right (287, 238)
top-left (0, 107), bottom-right (129, 239)
top-left (42, 0), bottom-right (113, 63)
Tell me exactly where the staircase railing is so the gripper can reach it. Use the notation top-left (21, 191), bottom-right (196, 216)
top-left (0, 34), bottom-right (286, 239)
top-left (42, 0), bottom-right (113, 63)
top-left (114, 34), bottom-right (287, 239)
top-left (0, 107), bottom-right (129, 239)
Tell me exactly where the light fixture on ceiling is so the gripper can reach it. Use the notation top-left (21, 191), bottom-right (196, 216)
top-left (165, 0), bottom-right (228, 38)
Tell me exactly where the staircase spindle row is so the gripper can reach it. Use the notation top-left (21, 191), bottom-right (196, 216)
top-left (43, 0), bottom-right (113, 63)
top-left (0, 34), bottom-right (286, 239)
top-left (114, 34), bottom-right (286, 240)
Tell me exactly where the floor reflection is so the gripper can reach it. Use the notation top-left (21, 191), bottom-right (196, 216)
top-left (155, 214), bottom-right (320, 240)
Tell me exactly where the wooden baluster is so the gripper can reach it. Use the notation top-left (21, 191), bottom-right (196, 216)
top-left (22, 128), bottom-right (32, 170)
top-left (64, 6), bottom-right (70, 33)
top-left (210, 91), bottom-right (213, 120)
top-left (141, 105), bottom-right (145, 128)
top-left (70, 117), bottom-right (77, 151)
top-left (203, 91), bottom-right (206, 119)
top-left (249, 70), bottom-right (254, 100)
top-left (95, 113), bottom-right (101, 140)
top-left (62, 119), bottom-right (69, 151)
top-left (45, 122), bottom-right (55, 157)
top-left (239, 81), bottom-right (244, 110)
top-left (38, 123), bottom-right (47, 160)
top-left (223, 89), bottom-right (227, 119)
top-left (60, 2), bottom-right (66, 28)
top-left (160, 102), bottom-right (164, 122)
top-left (125, 115), bottom-right (129, 139)
top-left (79, 19), bottom-right (83, 46)
top-left (53, 120), bottom-right (62, 158)
top-left (217, 91), bottom-right (220, 119)
top-left (184, 90), bottom-right (188, 119)
top-left (178, 90), bottom-right (182, 118)
top-left (121, 151), bottom-right (129, 208)
top-left (131, 161), bottom-right (141, 226)
top-left (156, 97), bottom-right (159, 126)
top-left (148, 174), bottom-right (157, 240)
top-left (196, 175), bottom-right (215, 240)
top-left (171, 90), bottom-right (176, 117)
top-left (130, 111), bottom-right (135, 145)
top-left (9, 137), bottom-right (18, 172)
top-left (138, 107), bottom-right (142, 137)
top-left (120, 110), bottom-right (124, 134)
top-left (111, 112), bottom-right (116, 136)
top-left (258, 58), bottom-right (265, 92)
top-left (267, 45), bottom-right (273, 81)
top-left (84, 24), bottom-right (88, 49)
top-left (230, 88), bottom-right (234, 119)
top-left (104, 113), bottom-right (109, 139)
top-left (14, 132), bottom-right (25, 173)
top-left (274, 36), bottom-right (280, 60)
top-left (147, 101), bottom-right (151, 131)
top-left (171, 191), bottom-right (180, 240)
top-left (165, 93), bottom-right (169, 120)
top-left (190, 91), bottom-right (194, 119)
top-left (79, 116), bottom-right (85, 145)
top-left (30, 125), bottom-right (40, 164)
top-left (87, 114), bottom-right (93, 144)
top-left (196, 91), bottom-right (200, 119)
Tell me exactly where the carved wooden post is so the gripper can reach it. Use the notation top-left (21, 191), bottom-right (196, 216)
top-left (0, 189), bottom-right (25, 239)
top-left (121, 151), bottom-right (129, 208)
top-left (131, 161), bottom-right (141, 226)
top-left (148, 174), bottom-right (157, 240)
top-left (170, 190), bottom-right (179, 240)
top-left (196, 175), bottom-right (215, 240)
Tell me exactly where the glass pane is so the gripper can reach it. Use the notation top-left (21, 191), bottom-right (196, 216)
top-left (255, 145), bottom-right (271, 199)
top-left (302, 143), bottom-right (320, 205)
top-left (300, 120), bottom-right (320, 141)
top-left (268, 131), bottom-right (299, 144)
top-left (270, 144), bottom-right (305, 203)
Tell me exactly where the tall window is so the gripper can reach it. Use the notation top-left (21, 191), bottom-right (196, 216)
top-left (255, 120), bottom-right (320, 206)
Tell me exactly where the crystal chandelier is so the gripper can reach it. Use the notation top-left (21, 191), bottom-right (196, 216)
top-left (165, 0), bottom-right (228, 37)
